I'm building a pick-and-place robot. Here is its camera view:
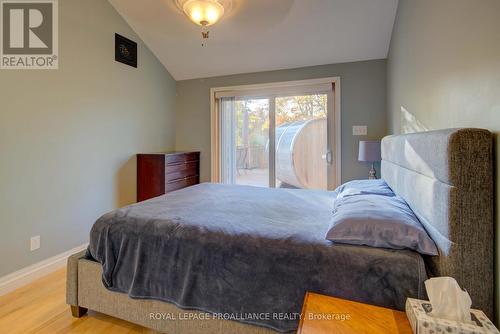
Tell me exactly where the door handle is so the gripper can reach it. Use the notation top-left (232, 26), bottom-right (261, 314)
top-left (322, 150), bottom-right (333, 165)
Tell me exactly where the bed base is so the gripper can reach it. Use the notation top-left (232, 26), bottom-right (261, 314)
top-left (66, 251), bottom-right (276, 333)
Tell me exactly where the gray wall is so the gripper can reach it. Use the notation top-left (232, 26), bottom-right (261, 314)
top-left (0, 0), bottom-right (176, 276)
top-left (175, 60), bottom-right (388, 184)
top-left (387, 0), bottom-right (500, 321)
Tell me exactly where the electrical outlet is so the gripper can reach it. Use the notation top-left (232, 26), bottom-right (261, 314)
top-left (30, 236), bottom-right (40, 251)
top-left (352, 125), bottom-right (367, 136)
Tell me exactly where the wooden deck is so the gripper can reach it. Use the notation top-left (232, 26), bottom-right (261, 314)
top-left (236, 168), bottom-right (269, 187)
top-left (236, 168), bottom-right (287, 188)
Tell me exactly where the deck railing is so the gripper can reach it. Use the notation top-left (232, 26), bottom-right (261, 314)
top-left (236, 145), bottom-right (268, 170)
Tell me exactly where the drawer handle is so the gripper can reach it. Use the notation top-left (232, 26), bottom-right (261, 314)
top-left (167, 176), bottom-right (196, 184)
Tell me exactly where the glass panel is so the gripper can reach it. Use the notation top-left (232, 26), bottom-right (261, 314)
top-left (234, 98), bottom-right (270, 187)
top-left (275, 94), bottom-right (328, 190)
top-left (219, 97), bottom-right (237, 184)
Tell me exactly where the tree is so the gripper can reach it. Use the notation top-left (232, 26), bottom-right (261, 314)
top-left (275, 94), bottom-right (327, 125)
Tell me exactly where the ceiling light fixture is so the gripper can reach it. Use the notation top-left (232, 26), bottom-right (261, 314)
top-left (183, 0), bottom-right (224, 26)
top-left (176, 0), bottom-right (231, 46)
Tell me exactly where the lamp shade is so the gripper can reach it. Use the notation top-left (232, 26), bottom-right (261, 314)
top-left (358, 140), bottom-right (381, 162)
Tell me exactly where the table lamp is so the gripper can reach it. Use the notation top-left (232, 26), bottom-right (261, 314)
top-left (358, 140), bottom-right (381, 179)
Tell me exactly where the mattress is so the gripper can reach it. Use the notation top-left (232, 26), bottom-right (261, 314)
top-left (88, 183), bottom-right (427, 332)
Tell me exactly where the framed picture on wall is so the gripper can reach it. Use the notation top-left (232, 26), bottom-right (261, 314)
top-left (115, 33), bottom-right (137, 68)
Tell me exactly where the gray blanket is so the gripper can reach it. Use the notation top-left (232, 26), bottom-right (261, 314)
top-left (88, 183), bottom-right (427, 332)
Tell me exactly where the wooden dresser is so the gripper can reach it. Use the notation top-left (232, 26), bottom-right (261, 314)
top-left (137, 151), bottom-right (200, 202)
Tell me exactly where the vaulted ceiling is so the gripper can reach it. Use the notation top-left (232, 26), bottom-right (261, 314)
top-left (109, 0), bottom-right (398, 80)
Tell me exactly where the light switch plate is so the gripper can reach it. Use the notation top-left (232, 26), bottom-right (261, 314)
top-left (30, 236), bottom-right (40, 251)
top-left (353, 125), bottom-right (367, 136)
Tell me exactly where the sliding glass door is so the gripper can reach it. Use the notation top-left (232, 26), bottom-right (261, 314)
top-left (275, 93), bottom-right (329, 190)
top-left (220, 97), bottom-right (271, 186)
top-left (217, 83), bottom-right (336, 190)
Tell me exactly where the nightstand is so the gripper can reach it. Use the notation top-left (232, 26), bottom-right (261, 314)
top-left (297, 292), bottom-right (413, 334)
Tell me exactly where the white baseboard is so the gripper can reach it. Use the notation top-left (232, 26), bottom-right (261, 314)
top-left (0, 243), bottom-right (88, 296)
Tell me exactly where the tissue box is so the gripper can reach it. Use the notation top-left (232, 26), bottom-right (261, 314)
top-left (405, 298), bottom-right (499, 334)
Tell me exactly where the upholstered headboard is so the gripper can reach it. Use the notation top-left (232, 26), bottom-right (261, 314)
top-left (381, 128), bottom-right (494, 318)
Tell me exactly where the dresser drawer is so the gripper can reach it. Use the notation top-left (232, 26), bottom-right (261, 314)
top-left (166, 176), bottom-right (199, 192)
top-left (166, 152), bottom-right (200, 165)
top-left (166, 160), bottom-right (198, 173)
top-left (167, 165), bottom-right (198, 182)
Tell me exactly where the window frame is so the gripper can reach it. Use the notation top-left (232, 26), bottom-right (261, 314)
top-left (210, 77), bottom-right (342, 188)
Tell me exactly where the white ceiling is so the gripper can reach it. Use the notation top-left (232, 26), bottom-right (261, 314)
top-left (109, 0), bottom-right (398, 80)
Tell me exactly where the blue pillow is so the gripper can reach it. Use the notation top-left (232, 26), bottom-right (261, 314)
top-left (326, 193), bottom-right (438, 256)
top-left (334, 179), bottom-right (395, 200)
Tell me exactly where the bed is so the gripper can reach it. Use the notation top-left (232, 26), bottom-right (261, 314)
top-left (66, 128), bottom-right (494, 333)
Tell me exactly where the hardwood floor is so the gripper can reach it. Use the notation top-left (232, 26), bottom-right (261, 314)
top-left (0, 267), bottom-right (158, 334)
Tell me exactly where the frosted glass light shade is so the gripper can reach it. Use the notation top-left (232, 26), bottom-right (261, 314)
top-left (183, 0), bottom-right (225, 26)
